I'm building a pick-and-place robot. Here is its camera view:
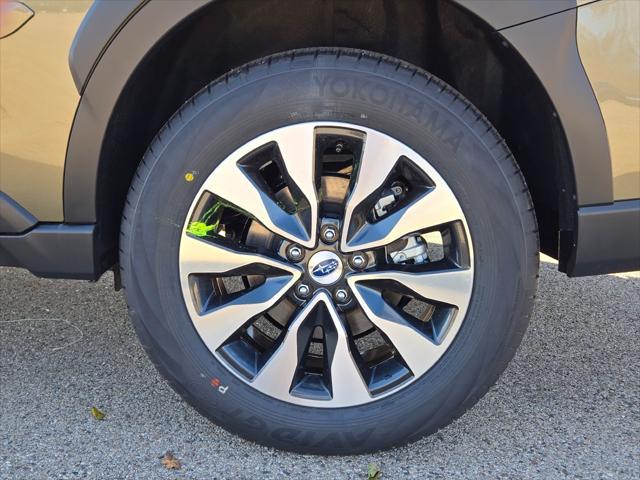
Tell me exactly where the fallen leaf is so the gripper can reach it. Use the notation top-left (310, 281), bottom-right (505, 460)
top-left (367, 462), bottom-right (381, 479)
top-left (90, 406), bottom-right (105, 420)
top-left (161, 452), bottom-right (182, 470)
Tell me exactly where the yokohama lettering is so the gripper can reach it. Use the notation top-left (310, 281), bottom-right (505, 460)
top-left (313, 75), bottom-right (464, 153)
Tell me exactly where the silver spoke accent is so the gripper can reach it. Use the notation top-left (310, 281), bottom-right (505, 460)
top-left (341, 131), bottom-right (408, 252)
top-left (271, 123), bottom-right (319, 245)
top-left (252, 291), bottom-right (371, 407)
top-left (341, 128), bottom-right (465, 252)
top-left (192, 276), bottom-right (295, 354)
top-left (180, 233), bottom-right (300, 277)
top-left (348, 267), bottom-right (472, 376)
top-left (349, 284), bottom-right (441, 377)
top-left (344, 184), bottom-right (464, 252)
top-left (200, 124), bottom-right (318, 248)
top-left (347, 267), bottom-right (473, 308)
top-left (179, 234), bottom-right (301, 353)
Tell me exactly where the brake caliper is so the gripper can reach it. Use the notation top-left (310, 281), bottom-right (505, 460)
top-left (388, 235), bottom-right (428, 264)
top-left (373, 182), bottom-right (406, 219)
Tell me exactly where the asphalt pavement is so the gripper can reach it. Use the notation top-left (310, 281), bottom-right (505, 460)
top-left (1, 258), bottom-right (638, 479)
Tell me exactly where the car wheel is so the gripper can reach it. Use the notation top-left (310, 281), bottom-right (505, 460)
top-left (120, 48), bottom-right (539, 454)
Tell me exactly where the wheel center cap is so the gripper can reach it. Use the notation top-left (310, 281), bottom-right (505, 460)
top-left (307, 251), bottom-right (343, 285)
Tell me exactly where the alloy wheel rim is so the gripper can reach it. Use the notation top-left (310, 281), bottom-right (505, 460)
top-left (179, 122), bottom-right (474, 407)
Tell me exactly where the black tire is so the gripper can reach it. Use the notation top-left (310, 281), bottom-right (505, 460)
top-left (120, 48), bottom-right (538, 454)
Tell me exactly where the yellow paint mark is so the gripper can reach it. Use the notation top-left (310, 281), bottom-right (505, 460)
top-left (184, 172), bottom-right (195, 182)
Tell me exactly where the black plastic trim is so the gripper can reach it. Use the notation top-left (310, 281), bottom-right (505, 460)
top-left (499, 9), bottom-right (613, 206)
top-left (0, 192), bottom-right (38, 234)
top-left (64, 0), bottom-right (611, 224)
top-left (70, 1), bottom-right (579, 95)
top-left (0, 224), bottom-right (99, 280)
top-left (457, 0), bottom-right (576, 31)
top-left (69, 0), bottom-right (148, 94)
top-left (64, 0), bottom-right (208, 222)
top-left (563, 200), bottom-right (640, 276)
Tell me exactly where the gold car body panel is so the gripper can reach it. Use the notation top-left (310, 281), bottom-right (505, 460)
top-left (577, 0), bottom-right (640, 201)
top-left (0, 1), bottom-right (91, 220)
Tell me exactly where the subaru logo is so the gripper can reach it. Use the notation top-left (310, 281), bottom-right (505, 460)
top-left (312, 259), bottom-right (339, 277)
top-left (307, 251), bottom-right (343, 285)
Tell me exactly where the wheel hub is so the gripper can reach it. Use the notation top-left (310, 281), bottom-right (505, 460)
top-left (307, 250), bottom-right (343, 285)
top-left (285, 221), bottom-right (364, 305)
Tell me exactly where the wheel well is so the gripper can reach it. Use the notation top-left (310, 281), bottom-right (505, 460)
top-left (98, 0), bottom-right (575, 265)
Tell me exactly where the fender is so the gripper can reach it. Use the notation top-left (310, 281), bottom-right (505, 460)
top-left (64, 0), bottom-right (208, 222)
top-left (498, 9), bottom-right (612, 206)
top-left (64, 0), bottom-right (611, 224)
top-left (69, 0), bottom-right (580, 93)
top-left (69, 0), bottom-right (144, 94)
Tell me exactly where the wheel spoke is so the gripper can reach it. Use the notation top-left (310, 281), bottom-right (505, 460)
top-left (192, 276), bottom-right (296, 353)
top-left (200, 124), bottom-right (318, 248)
top-left (345, 184), bottom-right (464, 252)
top-left (347, 267), bottom-right (472, 308)
top-left (349, 284), bottom-right (441, 377)
top-left (341, 131), bottom-right (408, 252)
top-left (249, 298), bottom-right (312, 397)
top-left (252, 291), bottom-right (371, 406)
top-left (179, 233), bottom-right (300, 277)
top-left (179, 234), bottom-right (301, 353)
top-left (270, 123), bottom-right (319, 243)
top-left (323, 292), bottom-right (372, 405)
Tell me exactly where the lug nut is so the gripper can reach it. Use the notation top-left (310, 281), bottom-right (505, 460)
top-left (296, 284), bottom-right (311, 299)
top-left (321, 225), bottom-right (338, 244)
top-left (286, 244), bottom-right (305, 262)
top-left (349, 253), bottom-right (367, 270)
top-left (334, 288), bottom-right (350, 304)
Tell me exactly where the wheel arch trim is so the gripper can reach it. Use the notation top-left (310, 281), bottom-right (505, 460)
top-left (64, 0), bottom-right (209, 223)
top-left (69, 0), bottom-right (148, 94)
top-left (63, 0), bottom-right (614, 278)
